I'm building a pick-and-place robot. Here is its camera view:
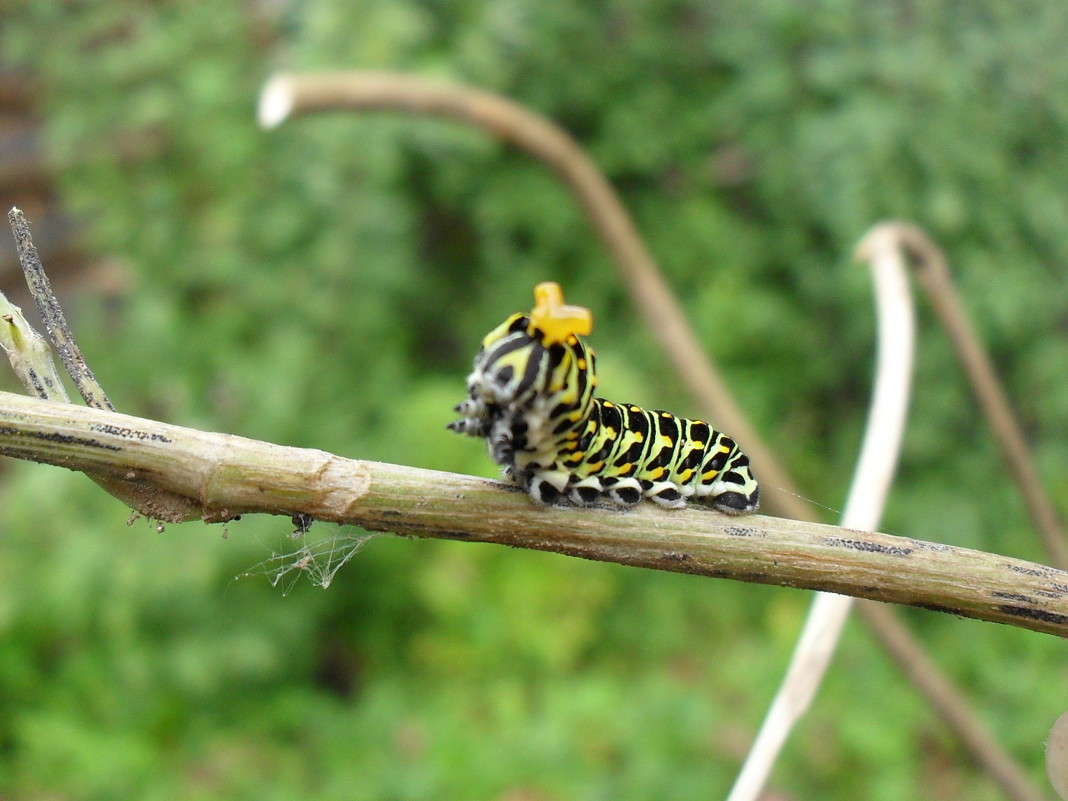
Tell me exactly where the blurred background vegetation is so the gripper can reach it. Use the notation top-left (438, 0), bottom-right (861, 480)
top-left (1, 2), bottom-right (1066, 799)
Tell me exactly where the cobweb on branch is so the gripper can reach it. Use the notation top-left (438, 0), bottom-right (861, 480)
top-left (240, 514), bottom-right (376, 594)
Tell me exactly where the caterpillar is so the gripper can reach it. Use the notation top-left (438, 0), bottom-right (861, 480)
top-left (448, 283), bottom-right (759, 514)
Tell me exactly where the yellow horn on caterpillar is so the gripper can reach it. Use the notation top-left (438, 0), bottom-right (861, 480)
top-left (529, 282), bottom-right (593, 343)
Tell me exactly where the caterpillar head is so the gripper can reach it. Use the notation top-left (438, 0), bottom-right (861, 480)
top-left (448, 283), bottom-right (595, 437)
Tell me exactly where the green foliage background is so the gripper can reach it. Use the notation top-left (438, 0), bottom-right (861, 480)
top-left (2, 2), bottom-right (1067, 799)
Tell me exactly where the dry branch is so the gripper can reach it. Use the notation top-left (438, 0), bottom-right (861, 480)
top-left (1, 389), bottom-right (1067, 640)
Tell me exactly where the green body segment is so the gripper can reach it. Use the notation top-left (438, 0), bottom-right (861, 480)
top-left (449, 312), bottom-right (759, 514)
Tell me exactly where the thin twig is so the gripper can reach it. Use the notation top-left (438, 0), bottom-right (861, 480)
top-left (8, 207), bottom-right (114, 411)
top-left (727, 224), bottom-right (918, 801)
top-left (890, 221), bottom-right (1068, 570)
top-left (1, 389), bottom-right (1068, 639)
top-left (258, 72), bottom-right (1041, 800)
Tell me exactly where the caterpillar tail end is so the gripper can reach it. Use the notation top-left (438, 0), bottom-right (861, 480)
top-left (711, 486), bottom-right (760, 515)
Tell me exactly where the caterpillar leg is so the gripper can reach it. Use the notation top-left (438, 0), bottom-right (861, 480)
top-left (568, 477), bottom-right (605, 506)
top-left (644, 481), bottom-right (688, 510)
top-left (447, 397), bottom-right (494, 438)
top-left (525, 470), bottom-right (571, 505)
top-left (601, 477), bottom-right (644, 506)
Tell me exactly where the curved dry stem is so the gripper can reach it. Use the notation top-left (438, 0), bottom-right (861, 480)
top-left (854, 224), bottom-right (1050, 801)
top-left (2, 389), bottom-right (1068, 639)
top-left (727, 224), bottom-right (918, 801)
top-left (888, 221), bottom-right (1068, 570)
top-left (258, 72), bottom-right (1041, 800)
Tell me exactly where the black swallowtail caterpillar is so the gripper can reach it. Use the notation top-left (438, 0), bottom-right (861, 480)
top-left (448, 283), bottom-right (760, 514)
